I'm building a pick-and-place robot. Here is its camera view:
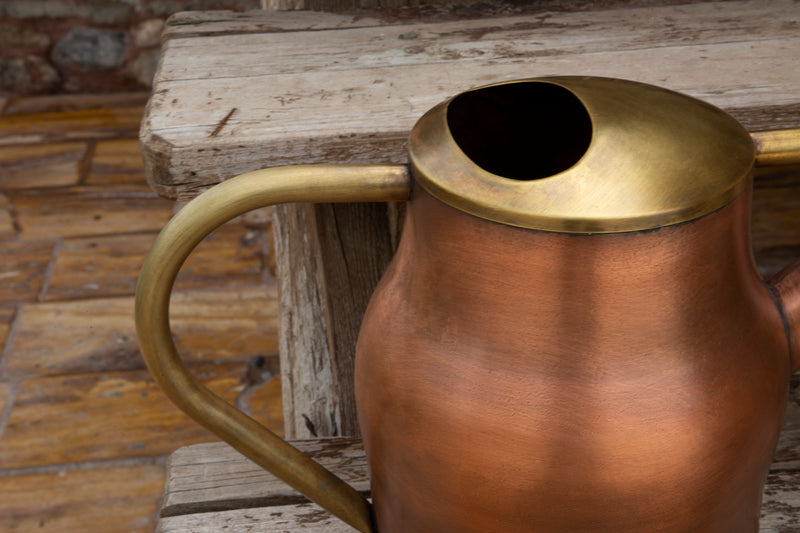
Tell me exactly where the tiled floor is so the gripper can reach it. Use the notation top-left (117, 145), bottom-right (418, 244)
top-left (0, 93), bottom-right (283, 532)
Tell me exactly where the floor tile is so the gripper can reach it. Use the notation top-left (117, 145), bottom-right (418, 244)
top-left (0, 105), bottom-right (145, 145)
top-left (0, 142), bottom-right (88, 189)
top-left (0, 364), bottom-right (283, 468)
top-left (0, 463), bottom-right (164, 533)
top-left (4, 286), bottom-right (278, 378)
top-left (11, 184), bottom-right (174, 240)
top-left (3, 92), bottom-right (149, 115)
top-left (44, 222), bottom-right (264, 301)
top-left (85, 139), bottom-right (148, 185)
top-left (0, 240), bottom-right (55, 304)
top-left (0, 306), bottom-right (15, 353)
top-left (0, 193), bottom-right (15, 240)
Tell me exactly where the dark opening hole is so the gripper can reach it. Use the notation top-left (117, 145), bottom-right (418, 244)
top-left (447, 82), bottom-right (593, 181)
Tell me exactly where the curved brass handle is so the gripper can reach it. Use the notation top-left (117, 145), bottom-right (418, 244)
top-left (135, 164), bottom-right (411, 533)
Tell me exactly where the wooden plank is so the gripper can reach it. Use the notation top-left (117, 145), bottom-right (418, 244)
top-left (161, 438), bottom-right (367, 518)
top-left (3, 92), bottom-right (149, 115)
top-left (3, 286), bottom-right (278, 378)
top-left (753, 165), bottom-right (800, 279)
top-left (161, 10), bottom-right (386, 39)
top-left (0, 142), bottom-right (88, 189)
top-left (0, 240), bottom-right (55, 304)
top-left (0, 364), bottom-right (282, 469)
top-left (761, 470), bottom-right (800, 532)
top-left (0, 464), bottom-right (164, 533)
top-left (157, 502), bottom-right (355, 532)
top-left (10, 184), bottom-right (174, 240)
top-left (773, 376), bottom-right (800, 469)
top-left (142, 0), bottom-right (800, 198)
top-left (44, 222), bottom-right (265, 301)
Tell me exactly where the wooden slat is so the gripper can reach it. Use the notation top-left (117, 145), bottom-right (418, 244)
top-left (161, 10), bottom-right (386, 39)
top-left (142, 0), bottom-right (800, 198)
top-left (0, 464), bottom-right (165, 533)
top-left (160, 438), bottom-right (367, 518)
top-left (753, 165), bottom-right (800, 278)
top-left (3, 286), bottom-right (278, 378)
top-left (0, 364), bottom-right (282, 469)
top-left (157, 503), bottom-right (355, 533)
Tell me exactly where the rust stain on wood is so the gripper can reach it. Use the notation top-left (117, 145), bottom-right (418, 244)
top-left (209, 108), bottom-right (238, 137)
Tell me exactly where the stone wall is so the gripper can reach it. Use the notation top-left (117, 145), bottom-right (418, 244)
top-left (0, 1), bottom-right (263, 96)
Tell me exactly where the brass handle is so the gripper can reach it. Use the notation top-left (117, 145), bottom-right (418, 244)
top-left (752, 128), bottom-right (800, 166)
top-left (135, 164), bottom-right (411, 533)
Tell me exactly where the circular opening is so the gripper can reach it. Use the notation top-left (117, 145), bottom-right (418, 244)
top-left (446, 82), bottom-right (593, 181)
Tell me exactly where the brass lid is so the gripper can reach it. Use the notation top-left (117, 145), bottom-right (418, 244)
top-left (409, 76), bottom-right (755, 233)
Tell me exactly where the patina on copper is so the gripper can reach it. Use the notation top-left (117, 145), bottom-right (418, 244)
top-left (135, 77), bottom-right (800, 533)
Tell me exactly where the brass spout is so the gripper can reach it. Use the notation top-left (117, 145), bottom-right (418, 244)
top-left (752, 128), bottom-right (800, 166)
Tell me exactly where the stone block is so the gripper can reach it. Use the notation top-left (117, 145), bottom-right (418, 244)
top-left (52, 27), bottom-right (128, 70)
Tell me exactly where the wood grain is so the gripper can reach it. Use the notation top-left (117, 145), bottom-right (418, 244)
top-left (11, 184), bottom-right (174, 240)
top-left (0, 464), bottom-right (165, 533)
top-left (0, 307), bottom-right (14, 354)
top-left (0, 364), bottom-right (283, 469)
top-left (157, 503), bottom-right (355, 533)
top-left (0, 105), bottom-right (146, 145)
top-left (0, 142), bottom-right (88, 189)
top-left (161, 438), bottom-right (368, 518)
top-left (0, 240), bottom-right (55, 304)
top-left (0, 193), bottom-right (14, 241)
top-left (3, 286), bottom-right (278, 378)
top-left (86, 139), bottom-right (149, 185)
top-left (44, 222), bottom-right (265, 301)
top-left (143, 1), bottom-right (800, 198)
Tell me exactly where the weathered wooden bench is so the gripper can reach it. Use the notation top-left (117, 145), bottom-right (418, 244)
top-left (140, 0), bottom-right (800, 530)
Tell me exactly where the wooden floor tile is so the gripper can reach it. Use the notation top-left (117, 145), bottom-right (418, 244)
top-left (44, 223), bottom-right (265, 301)
top-left (0, 463), bottom-right (164, 532)
top-left (0, 381), bottom-right (12, 426)
top-left (0, 142), bottom-right (88, 189)
top-left (0, 105), bottom-right (145, 145)
top-left (0, 240), bottom-right (55, 304)
top-left (0, 306), bottom-right (15, 353)
top-left (0, 193), bottom-right (15, 240)
top-left (4, 286), bottom-right (278, 378)
top-left (0, 364), bottom-right (283, 468)
top-left (86, 139), bottom-right (148, 185)
top-left (11, 185), bottom-right (174, 240)
top-left (3, 92), bottom-right (149, 115)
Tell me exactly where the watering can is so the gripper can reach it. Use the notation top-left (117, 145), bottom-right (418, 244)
top-left (136, 76), bottom-right (800, 532)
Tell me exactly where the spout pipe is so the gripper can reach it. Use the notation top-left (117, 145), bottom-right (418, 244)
top-left (752, 128), bottom-right (800, 166)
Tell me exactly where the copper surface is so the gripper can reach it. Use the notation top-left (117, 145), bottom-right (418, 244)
top-left (355, 185), bottom-right (791, 532)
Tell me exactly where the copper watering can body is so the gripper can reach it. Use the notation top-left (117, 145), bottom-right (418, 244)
top-left (135, 77), bottom-right (800, 532)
